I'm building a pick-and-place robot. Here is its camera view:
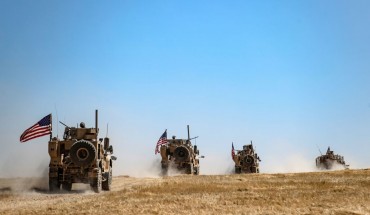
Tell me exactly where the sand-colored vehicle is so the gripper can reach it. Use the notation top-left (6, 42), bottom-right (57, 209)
top-left (160, 125), bottom-right (201, 175)
top-left (48, 110), bottom-right (116, 193)
top-left (315, 147), bottom-right (348, 170)
top-left (232, 141), bottom-right (261, 173)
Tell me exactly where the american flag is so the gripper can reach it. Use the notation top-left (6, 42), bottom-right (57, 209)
top-left (20, 114), bottom-right (52, 143)
top-left (155, 129), bottom-right (167, 154)
top-left (231, 142), bottom-right (235, 159)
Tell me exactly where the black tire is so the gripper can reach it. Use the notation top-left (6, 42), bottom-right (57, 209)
top-left (251, 166), bottom-right (257, 173)
top-left (49, 177), bottom-right (61, 192)
top-left (174, 146), bottom-right (190, 162)
top-left (235, 167), bottom-right (241, 174)
top-left (102, 168), bottom-right (112, 191)
top-left (161, 164), bottom-right (168, 176)
top-left (194, 167), bottom-right (199, 175)
top-left (187, 164), bottom-right (194, 174)
top-left (62, 182), bottom-right (72, 191)
top-left (70, 140), bottom-right (96, 166)
top-left (90, 168), bottom-right (102, 193)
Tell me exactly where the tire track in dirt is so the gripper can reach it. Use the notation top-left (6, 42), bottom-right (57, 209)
top-left (0, 176), bottom-right (159, 214)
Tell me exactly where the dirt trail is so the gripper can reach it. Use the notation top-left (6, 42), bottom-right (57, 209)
top-left (0, 176), bottom-right (159, 214)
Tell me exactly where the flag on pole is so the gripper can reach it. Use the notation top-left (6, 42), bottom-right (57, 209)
top-left (20, 114), bottom-right (52, 143)
top-left (231, 142), bottom-right (235, 159)
top-left (155, 129), bottom-right (167, 154)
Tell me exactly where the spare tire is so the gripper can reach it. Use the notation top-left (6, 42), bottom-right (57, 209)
top-left (244, 155), bottom-right (254, 164)
top-left (174, 146), bottom-right (190, 162)
top-left (70, 140), bottom-right (96, 166)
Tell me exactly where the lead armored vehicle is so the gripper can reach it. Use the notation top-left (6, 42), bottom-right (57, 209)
top-left (48, 110), bottom-right (116, 193)
top-left (315, 147), bottom-right (348, 170)
top-left (159, 125), bottom-right (201, 175)
top-left (232, 141), bottom-right (261, 173)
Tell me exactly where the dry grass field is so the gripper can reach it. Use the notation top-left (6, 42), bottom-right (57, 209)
top-left (0, 169), bottom-right (369, 215)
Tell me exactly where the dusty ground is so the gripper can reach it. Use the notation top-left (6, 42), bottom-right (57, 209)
top-left (0, 169), bottom-right (369, 215)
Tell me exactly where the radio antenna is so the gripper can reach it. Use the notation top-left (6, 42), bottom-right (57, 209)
top-left (54, 104), bottom-right (59, 138)
top-left (106, 123), bottom-right (109, 137)
top-left (316, 144), bottom-right (323, 155)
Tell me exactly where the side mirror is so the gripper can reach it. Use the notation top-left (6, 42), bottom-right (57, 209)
top-left (200, 155), bottom-right (205, 158)
top-left (111, 156), bottom-right (117, 161)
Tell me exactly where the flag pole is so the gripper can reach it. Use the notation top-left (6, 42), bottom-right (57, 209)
top-left (50, 113), bottom-right (52, 141)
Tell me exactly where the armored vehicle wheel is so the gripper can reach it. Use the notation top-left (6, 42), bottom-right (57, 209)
top-left (235, 167), bottom-right (241, 174)
top-left (62, 182), bottom-right (72, 191)
top-left (102, 168), bottom-right (112, 191)
top-left (194, 167), bottom-right (199, 175)
top-left (49, 177), bottom-right (61, 192)
top-left (161, 165), bottom-right (168, 176)
top-left (251, 167), bottom-right (257, 173)
top-left (70, 140), bottom-right (96, 166)
top-left (187, 164), bottom-right (194, 174)
top-left (91, 168), bottom-right (102, 193)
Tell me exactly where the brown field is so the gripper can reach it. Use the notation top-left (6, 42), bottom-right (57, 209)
top-left (0, 169), bottom-right (369, 215)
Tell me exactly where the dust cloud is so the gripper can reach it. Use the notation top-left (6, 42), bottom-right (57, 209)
top-left (0, 167), bottom-right (49, 193)
top-left (114, 149), bottom-right (235, 177)
top-left (262, 153), bottom-right (317, 173)
top-left (323, 162), bottom-right (347, 171)
top-left (113, 154), bottom-right (171, 178)
top-left (0, 143), bottom-right (51, 193)
top-left (117, 158), bottom-right (194, 178)
top-left (200, 152), bottom-right (235, 175)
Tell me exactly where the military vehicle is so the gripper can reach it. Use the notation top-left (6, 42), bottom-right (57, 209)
top-left (159, 125), bottom-right (201, 175)
top-left (315, 147), bottom-right (348, 170)
top-left (48, 110), bottom-right (116, 193)
top-left (232, 141), bottom-right (261, 174)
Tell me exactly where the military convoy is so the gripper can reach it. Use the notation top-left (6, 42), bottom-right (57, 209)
top-left (315, 147), bottom-right (348, 170)
top-left (21, 109), bottom-right (356, 188)
top-left (232, 141), bottom-right (261, 174)
top-left (48, 110), bottom-right (116, 193)
top-left (159, 126), bottom-right (201, 175)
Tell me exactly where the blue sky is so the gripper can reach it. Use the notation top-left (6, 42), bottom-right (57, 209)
top-left (1, 1), bottom-right (370, 177)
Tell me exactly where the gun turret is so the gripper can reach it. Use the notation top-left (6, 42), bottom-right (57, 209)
top-left (59, 121), bottom-right (69, 128)
top-left (59, 121), bottom-right (71, 140)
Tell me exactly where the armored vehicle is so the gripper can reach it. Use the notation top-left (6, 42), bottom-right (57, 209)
top-left (48, 110), bottom-right (116, 193)
top-left (232, 141), bottom-right (261, 174)
top-left (315, 147), bottom-right (348, 170)
top-left (159, 125), bottom-right (201, 175)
